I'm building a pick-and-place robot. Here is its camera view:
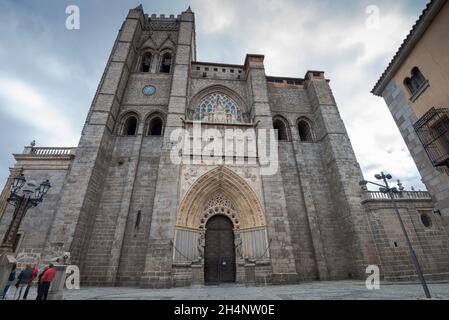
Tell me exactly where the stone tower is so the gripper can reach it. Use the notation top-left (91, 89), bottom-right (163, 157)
top-left (9, 6), bottom-right (378, 287)
top-left (3, 5), bottom-right (449, 288)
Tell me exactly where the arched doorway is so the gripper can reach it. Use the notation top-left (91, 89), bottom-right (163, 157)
top-left (204, 215), bottom-right (236, 284)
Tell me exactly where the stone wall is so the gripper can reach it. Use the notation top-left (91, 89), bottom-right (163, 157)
top-left (0, 148), bottom-right (74, 267)
top-left (2, 6), bottom-right (449, 289)
top-left (362, 191), bottom-right (449, 280)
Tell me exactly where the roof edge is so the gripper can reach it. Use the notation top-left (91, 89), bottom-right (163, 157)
top-left (372, 0), bottom-right (445, 96)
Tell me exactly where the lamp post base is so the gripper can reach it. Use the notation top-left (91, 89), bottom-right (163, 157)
top-left (0, 253), bottom-right (17, 298)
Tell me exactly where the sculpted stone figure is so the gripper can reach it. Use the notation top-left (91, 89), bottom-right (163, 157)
top-left (234, 235), bottom-right (243, 259)
top-left (52, 252), bottom-right (71, 265)
top-left (197, 233), bottom-right (205, 260)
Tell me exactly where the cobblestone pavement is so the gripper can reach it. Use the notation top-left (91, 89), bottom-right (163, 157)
top-left (60, 280), bottom-right (449, 300)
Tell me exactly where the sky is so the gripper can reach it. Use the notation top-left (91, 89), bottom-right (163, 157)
top-left (0, 0), bottom-right (429, 190)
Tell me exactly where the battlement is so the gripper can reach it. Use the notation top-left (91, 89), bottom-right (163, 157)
top-left (147, 13), bottom-right (181, 21)
top-left (266, 76), bottom-right (305, 87)
top-left (143, 13), bottom-right (180, 31)
top-left (191, 61), bottom-right (245, 81)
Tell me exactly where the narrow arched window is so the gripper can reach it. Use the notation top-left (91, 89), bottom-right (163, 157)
top-left (141, 53), bottom-right (152, 72)
top-left (122, 116), bottom-right (138, 136)
top-left (405, 67), bottom-right (427, 95)
top-left (148, 117), bottom-right (163, 136)
top-left (160, 52), bottom-right (172, 73)
top-left (298, 120), bottom-right (313, 142)
top-left (273, 119), bottom-right (288, 141)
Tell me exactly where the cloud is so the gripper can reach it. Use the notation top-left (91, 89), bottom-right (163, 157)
top-left (0, 0), bottom-right (429, 191)
top-left (0, 76), bottom-right (78, 146)
top-left (192, 0), bottom-right (427, 190)
top-left (193, 0), bottom-right (236, 34)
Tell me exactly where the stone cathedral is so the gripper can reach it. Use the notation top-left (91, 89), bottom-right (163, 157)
top-left (1, 6), bottom-right (449, 288)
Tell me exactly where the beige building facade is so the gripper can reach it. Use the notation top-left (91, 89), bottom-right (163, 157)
top-left (373, 0), bottom-right (449, 234)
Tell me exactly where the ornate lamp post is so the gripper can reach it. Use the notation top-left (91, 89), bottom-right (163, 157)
top-left (360, 172), bottom-right (431, 299)
top-left (0, 174), bottom-right (51, 253)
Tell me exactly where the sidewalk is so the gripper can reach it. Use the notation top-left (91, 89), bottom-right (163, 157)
top-left (61, 280), bottom-right (449, 300)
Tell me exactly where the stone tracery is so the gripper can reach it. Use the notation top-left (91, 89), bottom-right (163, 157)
top-left (193, 93), bottom-right (242, 123)
top-left (176, 166), bottom-right (266, 230)
top-left (199, 193), bottom-right (240, 229)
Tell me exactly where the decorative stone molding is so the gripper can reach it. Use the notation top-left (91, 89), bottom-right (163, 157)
top-left (176, 166), bottom-right (266, 230)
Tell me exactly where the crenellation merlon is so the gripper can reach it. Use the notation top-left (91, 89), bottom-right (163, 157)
top-left (148, 13), bottom-right (179, 22)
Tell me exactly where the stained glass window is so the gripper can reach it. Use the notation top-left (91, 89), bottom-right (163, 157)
top-left (193, 93), bottom-right (242, 123)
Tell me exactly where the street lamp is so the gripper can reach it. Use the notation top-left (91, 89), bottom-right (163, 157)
top-left (360, 172), bottom-right (431, 299)
top-left (0, 174), bottom-right (51, 253)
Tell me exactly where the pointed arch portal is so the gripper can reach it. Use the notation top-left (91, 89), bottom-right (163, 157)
top-left (176, 166), bottom-right (266, 229)
top-left (173, 166), bottom-right (270, 284)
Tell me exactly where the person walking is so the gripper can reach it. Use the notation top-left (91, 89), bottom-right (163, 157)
top-left (1, 263), bottom-right (17, 300)
top-left (36, 265), bottom-right (48, 300)
top-left (13, 265), bottom-right (33, 300)
top-left (36, 264), bottom-right (56, 300)
top-left (22, 264), bottom-right (39, 300)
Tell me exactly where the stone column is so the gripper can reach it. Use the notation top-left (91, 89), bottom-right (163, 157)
top-left (244, 54), bottom-right (299, 284)
top-left (191, 263), bottom-right (204, 287)
top-left (47, 265), bottom-right (68, 300)
top-left (305, 71), bottom-right (379, 278)
top-left (42, 6), bottom-right (144, 269)
top-left (244, 260), bottom-right (256, 285)
top-left (289, 121), bottom-right (329, 280)
top-left (140, 8), bottom-right (195, 288)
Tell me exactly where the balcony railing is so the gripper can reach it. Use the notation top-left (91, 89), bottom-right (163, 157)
top-left (22, 147), bottom-right (76, 157)
top-left (414, 107), bottom-right (449, 168)
top-left (362, 190), bottom-right (431, 201)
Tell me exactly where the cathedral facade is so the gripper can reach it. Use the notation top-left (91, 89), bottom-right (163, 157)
top-left (1, 6), bottom-right (449, 288)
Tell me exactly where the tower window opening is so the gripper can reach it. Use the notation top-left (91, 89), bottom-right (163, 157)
top-left (122, 116), bottom-right (138, 136)
top-left (298, 120), bottom-right (313, 142)
top-left (141, 53), bottom-right (152, 73)
top-left (160, 53), bottom-right (172, 73)
top-left (148, 117), bottom-right (163, 136)
top-left (273, 119), bottom-right (289, 141)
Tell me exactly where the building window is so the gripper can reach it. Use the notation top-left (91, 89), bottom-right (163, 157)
top-left (147, 116), bottom-right (164, 136)
top-left (420, 212), bottom-right (432, 228)
top-left (404, 67), bottom-right (428, 101)
top-left (414, 107), bottom-right (449, 169)
top-left (160, 52), bottom-right (172, 73)
top-left (273, 118), bottom-right (289, 141)
top-left (193, 92), bottom-right (242, 123)
top-left (121, 115), bottom-right (138, 136)
top-left (141, 53), bottom-right (152, 72)
top-left (297, 119), bottom-right (313, 142)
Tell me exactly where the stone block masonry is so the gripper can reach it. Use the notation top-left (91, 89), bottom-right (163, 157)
top-left (1, 6), bottom-right (449, 289)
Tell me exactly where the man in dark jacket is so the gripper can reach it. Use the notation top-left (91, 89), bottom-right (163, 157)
top-left (13, 265), bottom-right (33, 300)
top-left (23, 264), bottom-right (39, 300)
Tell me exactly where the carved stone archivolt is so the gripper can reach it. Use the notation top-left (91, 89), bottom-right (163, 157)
top-left (176, 166), bottom-right (266, 230)
top-left (199, 193), bottom-right (240, 229)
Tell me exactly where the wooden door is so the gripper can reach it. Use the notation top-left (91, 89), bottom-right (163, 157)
top-left (204, 215), bottom-right (236, 284)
